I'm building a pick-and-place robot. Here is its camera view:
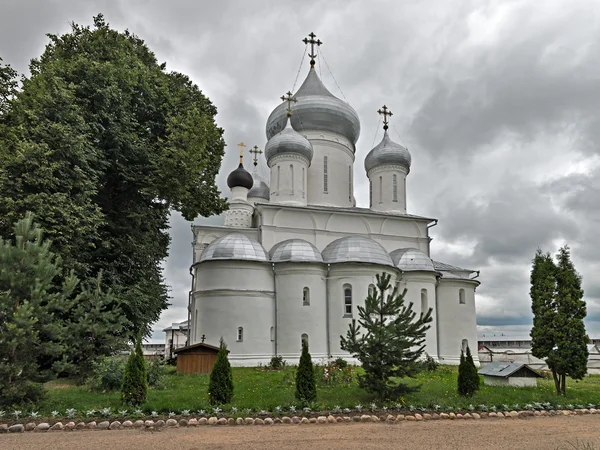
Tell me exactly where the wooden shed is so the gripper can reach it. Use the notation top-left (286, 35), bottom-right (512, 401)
top-left (174, 343), bottom-right (224, 374)
top-left (478, 362), bottom-right (542, 387)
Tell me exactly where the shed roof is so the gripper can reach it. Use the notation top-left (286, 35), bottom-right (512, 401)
top-left (173, 343), bottom-right (223, 354)
top-left (478, 362), bottom-right (542, 378)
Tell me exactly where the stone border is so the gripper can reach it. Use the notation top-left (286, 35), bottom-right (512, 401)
top-left (0, 409), bottom-right (596, 433)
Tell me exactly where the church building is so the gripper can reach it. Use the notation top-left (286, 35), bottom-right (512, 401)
top-left (188, 33), bottom-right (480, 366)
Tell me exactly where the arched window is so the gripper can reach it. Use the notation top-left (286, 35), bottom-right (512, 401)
top-left (323, 156), bottom-right (328, 193)
top-left (379, 176), bottom-right (383, 203)
top-left (237, 327), bottom-right (243, 342)
top-left (348, 166), bottom-right (352, 201)
top-left (277, 165), bottom-right (281, 192)
top-left (344, 285), bottom-right (352, 316)
top-left (302, 167), bottom-right (305, 198)
top-left (194, 310), bottom-right (198, 341)
top-left (462, 339), bottom-right (468, 352)
top-left (368, 284), bottom-right (376, 298)
top-left (421, 289), bottom-right (428, 314)
top-left (459, 289), bottom-right (465, 304)
top-left (270, 326), bottom-right (274, 342)
top-left (301, 333), bottom-right (309, 348)
top-left (290, 164), bottom-right (294, 195)
top-left (303, 287), bottom-right (310, 306)
top-left (369, 180), bottom-right (372, 207)
top-left (393, 174), bottom-right (398, 202)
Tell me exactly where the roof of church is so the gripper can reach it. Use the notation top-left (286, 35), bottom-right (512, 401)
top-left (322, 235), bottom-right (394, 267)
top-left (390, 248), bottom-right (435, 272)
top-left (269, 239), bottom-right (323, 263)
top-left (364, 130), bottom-right (412, 174)
top-left (432, 260), bottom-right (474, 272)
top-left (199, 233), bottom-right (268, 262)
top-left (265, 118), bottom-right (314, 164)
top-left (227, 163), bottom-right (253, 190)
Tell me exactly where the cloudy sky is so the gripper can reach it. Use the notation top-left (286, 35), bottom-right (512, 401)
top-left (2, 0), bottom-right (600, 343)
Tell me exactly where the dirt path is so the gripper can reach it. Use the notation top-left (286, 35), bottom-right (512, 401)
top-left (2, 415), bottom-right (600, 450)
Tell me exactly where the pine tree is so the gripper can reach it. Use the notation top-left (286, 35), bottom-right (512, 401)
top-left (295, 340), bottom-right (317, 404)
top-left (531, 246), bottom-right (588, 395)
top-left (340, 272), bottom-right (432, 400)
top-left (208, 337), bottom-right (233, 405)
top-left (458, 346), bottom-right (479, 396)
top-left (121, 332), bottom-right (147, 405)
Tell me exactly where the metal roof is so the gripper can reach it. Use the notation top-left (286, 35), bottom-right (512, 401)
top-left (269, 239), bottom-right (323, 263)
top-left (364, 130), bottom-right (411, 174)
top-left (322, 235), bottom-right (394, 267)
top-left (478, 362), bottom-right (542, 378)
top-left (390, 248), bottom-right (435, 272)
top-left (265, 118), bottom-right (314, 164)
top-left (199, 233), bottom-right (269, 263)
top-left (432, 260), bottom-right (473, 272)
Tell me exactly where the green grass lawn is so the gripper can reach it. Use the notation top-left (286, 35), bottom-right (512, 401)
top-left (39, 365), bottom-right (600, 418)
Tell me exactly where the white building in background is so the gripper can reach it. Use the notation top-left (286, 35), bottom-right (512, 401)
top-left (187, 34), bottom-right (480, 366)
top-left (163, 320), bottom-right (189, 359)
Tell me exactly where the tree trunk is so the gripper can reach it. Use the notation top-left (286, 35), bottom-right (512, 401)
top-left (552, 369), bottom-right (561, 395)
top-left (561, 373), bottom-right (567, 396)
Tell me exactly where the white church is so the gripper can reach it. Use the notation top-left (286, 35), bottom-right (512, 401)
top-left (188, 34), bottom-right (480, 366)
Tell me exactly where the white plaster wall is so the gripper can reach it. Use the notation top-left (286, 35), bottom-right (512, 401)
top-left (483, 376), bottom-right (537, 387)
top-left (193, 261), bottom-right (275, 366)
top-left (269, 155), bottom-right (309, 206)
top-left (436, 279), bottom-right (479, 365)
top-left (305, 131), bottom-right (355, 208)
top-left (398, 272), bottom-right (439, 360)
top-left (368, 165), bottom-right (408, 214)
top-left (223, 201), bottom-right (253, 228)
top-left (328, 264), bottom-right (399, 359)
top-left (274, 263), bottom-right (328, 361)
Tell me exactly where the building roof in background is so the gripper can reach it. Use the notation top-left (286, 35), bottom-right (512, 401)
top-left (162, 320), bottom-right (189, 332)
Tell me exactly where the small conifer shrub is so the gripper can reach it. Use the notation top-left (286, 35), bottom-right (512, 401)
top-left (208, 337), bottom-right (234, 405)
top-left (121, 332), bottom-right (147, 405)
top-left (457, 345), bottom-right (480, 397)
top-left (295, 340), bottom-right (317, 404)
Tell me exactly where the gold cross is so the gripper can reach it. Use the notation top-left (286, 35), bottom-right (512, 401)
top-left (281, 91), bottom-right (297, 118)
top-left (302, 32), bottom-right (322, 68)
top-left (249, 145), bottom-right (263, 167)
top-left (377, 105), bottom-right (393, 130)
top-left (237, 142), bottom-right (246, 164)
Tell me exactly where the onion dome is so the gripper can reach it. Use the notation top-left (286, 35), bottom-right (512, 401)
top-left (364, 130), bottom-right (412, 174)
top-left (265, 117), bottom-right (314, 165)
top-left (269, 239), bottom-right (323, 263)
top-left (199, 233), bottom-right (268, 262)
top-left (390, 248), bottom-right (435, 272)
top-left (248, 175), bottom-right (270, 200)
top-left (227, 163), bottom-right (253, 189)
top-left (322, 236), bottom-right (394, 267)
top-left (265, 68), bottom-right (361, 146)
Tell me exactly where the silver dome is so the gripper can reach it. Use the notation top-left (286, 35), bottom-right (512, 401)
top-left (199, 233), bottom-right (268, 262)
top-left (364, 130), bottom-right (412, 174)
top-left (390, 248), bottom-right (435, 272)
top-left (322, 236), bottom-right (394, 267)
top-left (265, 119), bottom-right (314, 164)
top-left (269, 239), bottom-right (323, 263)
top-left (248, 174), bottom-right (270, 200)
top-left (265, 68), bottom-right (361, 145)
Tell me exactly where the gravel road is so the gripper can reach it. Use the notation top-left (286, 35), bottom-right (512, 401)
top-left (2, 415), bottom-right (600, 450)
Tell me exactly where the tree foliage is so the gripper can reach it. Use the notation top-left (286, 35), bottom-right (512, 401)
top-left (0, 213), bottom-right (125, 406)
top-left (457, 346), bottom-right (480, 397)
top-left (0, 14), bottom-right (228, 336)
top-left (208, 337), bottom-right (234, 405)
top-left (0, 57), bottom-right (18, 115)
top-left (530, 246), bottom-right (588, 395)
top-left (340, 272), bottom-right (432, 400)
top-left (295, 340), bottom-right (317, 404)
top-left (121, 332), bottom-right (148, 405)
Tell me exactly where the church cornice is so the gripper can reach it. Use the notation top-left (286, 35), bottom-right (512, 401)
top-left (367, 164), bottom-right (409, 177)
top-left (267, 153), bottom-right (311, 168)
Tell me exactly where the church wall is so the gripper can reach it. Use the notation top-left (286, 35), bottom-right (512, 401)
top-left (191, 226), bottom-right (259, 263)
top-left (368, 165), bottom-right (408, 214)
top-left (436, 279), bottom-right (479, 365)
top-left (268, 154), bottom-right (309, 206)
top-left (398, 272), bottom-right (439, 360)
top-left (274, 263), bottom-right (328, 361)
top-left (192, 260), bottom-right (275, 366)
top-left (327, 263), bottom-right (399, 359)
top-left (305, 131), bottom-right (355, 208)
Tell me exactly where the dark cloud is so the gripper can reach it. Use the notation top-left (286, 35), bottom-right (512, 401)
top-left (3, 0), bottom-right (600, 340)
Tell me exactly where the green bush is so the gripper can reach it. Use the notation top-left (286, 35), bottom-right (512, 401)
top-left (458, 346), bottom-right (480, 397)
top-left (121, 333), bottom-right (147, 405)
top-left (421, 353), bottom-right (439, 372)
top-left (0, 381), bottom-right (46, 408)
top-left (89, 357), bottom-right (126, 391)
top-left (268, 355), bottom-right (286, 370)
top-left (295, 340), bottom-right (317, 404)
top-left (208, 337), bottom-right (233, 405)
top-left (146, 357), bottom-right (167, 389)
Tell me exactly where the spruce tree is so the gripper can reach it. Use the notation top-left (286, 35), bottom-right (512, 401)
top-left (295, 340), bottom-right (317, 404)
top-left (458, 346), bottom-right (479, 396)
top-left (208, 337), bottom-right (233, 405)
top-left (121, 332), bottom-right (147, 405)
top-left (340, 272), bottom-right (432, 400)
top-left (530, 246), bottom-right (588, 395)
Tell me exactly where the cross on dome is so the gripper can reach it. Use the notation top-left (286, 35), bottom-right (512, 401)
top-left (249, 145), bottom-right (263, 167)
top-left (302, 32), bottom-right (322, 68)
top-left (377, 105), bottom-right (393, 130)
top-left (280, 91), bottom-right (297, 118)
top-left (237, 142), bottom-right (246, 164)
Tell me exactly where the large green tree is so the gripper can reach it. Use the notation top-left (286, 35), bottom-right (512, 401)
top-left (0, 213), bottom-right (125, 405)
top-left (340, 272), bottom-right (432, 400)
top-left (0, 14), bottom-right (227, 335)
top-left (530, 246), bottom-right (588, 395)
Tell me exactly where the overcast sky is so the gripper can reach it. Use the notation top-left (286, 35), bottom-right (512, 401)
top-left (2, 0), bottom-right (600, 343)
